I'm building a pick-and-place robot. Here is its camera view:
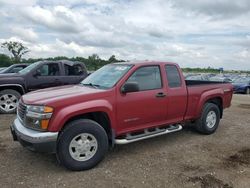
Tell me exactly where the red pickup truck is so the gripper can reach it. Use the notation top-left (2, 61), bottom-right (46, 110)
top-left (11, 61), bottom-right (233, 171)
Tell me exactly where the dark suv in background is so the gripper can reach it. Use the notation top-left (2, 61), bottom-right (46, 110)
top-left (0, 60), bottom-right (88, 113)
top-left (0, 64), bottom-right (28, 74)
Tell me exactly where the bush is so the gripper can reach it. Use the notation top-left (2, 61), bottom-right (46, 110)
top-left (0, 54), bottom-right (12, 67)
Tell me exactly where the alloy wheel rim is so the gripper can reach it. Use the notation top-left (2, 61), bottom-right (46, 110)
top-left (206, 111), bottom-right (217, 128)
top-left (0, 94), bottom-right (18, 112)
top-left (69, 133), bottom-right (98, 161)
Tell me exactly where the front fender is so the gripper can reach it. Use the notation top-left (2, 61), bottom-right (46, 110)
top-left (0, 84), bottom-right (26, 94)
top-left (48, 99), bottom-right (114, 132)
top-left (194, 88), bottom-right (224, 119)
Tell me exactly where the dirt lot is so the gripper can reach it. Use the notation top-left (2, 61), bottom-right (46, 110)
top-left (0, 94), bottom-right (249, 188)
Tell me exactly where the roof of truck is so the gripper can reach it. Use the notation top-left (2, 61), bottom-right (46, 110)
top-left (114, 60), bottom-right (177, 66)
top-left (35, 60), bottom-right (84, 66)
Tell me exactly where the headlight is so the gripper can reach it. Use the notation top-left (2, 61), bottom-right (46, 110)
top-left (27, 105), bottom-right (53, 113)
top-left (25, 105), bottom-right (53, 130)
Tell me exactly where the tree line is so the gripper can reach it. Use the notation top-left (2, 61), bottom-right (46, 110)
top-left (0, 53), bottom-right (126, 71)
top-left (0, 41), bottom-right (125, 70)
top-left (0, 41), bottom-right (249, 73)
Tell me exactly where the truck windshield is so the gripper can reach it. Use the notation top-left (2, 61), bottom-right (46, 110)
top-left (19, 62), bottom-right (40, 74)
top-left (81, 64), bottom-right (132, 89)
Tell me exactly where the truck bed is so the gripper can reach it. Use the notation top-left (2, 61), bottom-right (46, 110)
top-left (184, 80), bottom-right (233, 120)
top-left (185, 80), bottom-right (230, 86)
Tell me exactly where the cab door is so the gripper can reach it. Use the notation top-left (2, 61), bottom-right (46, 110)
top-left (27, 63), bottom-right (63, 91)
top-left (164, 65), bottom-right (187, 123)
top-left (116, 65), bottom-right (168, 133)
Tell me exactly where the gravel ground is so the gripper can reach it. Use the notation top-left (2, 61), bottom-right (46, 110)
top-left (0, 94), bottom-right (249, 188)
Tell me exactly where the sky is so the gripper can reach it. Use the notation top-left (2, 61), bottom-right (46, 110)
top-left (0, 0), bottom-right (250, 70)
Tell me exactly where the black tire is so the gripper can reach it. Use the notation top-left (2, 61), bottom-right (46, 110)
top-left (56, 119), bottom-right (109, 171)
top-left (195, 103), bottom-right (220, 135)
top-left (246, 88), bottom-right (250, 95)
top-left (0, 89), bottom-right (21, 114)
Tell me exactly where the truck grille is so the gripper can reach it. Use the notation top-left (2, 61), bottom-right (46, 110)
top-left (18, 101), bottom-right (27, 122)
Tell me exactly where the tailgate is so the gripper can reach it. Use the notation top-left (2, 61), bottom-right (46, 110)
top-left (222, 83), bottom-right (233, 108)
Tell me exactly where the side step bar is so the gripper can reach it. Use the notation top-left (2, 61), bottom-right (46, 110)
top-left (115, 124), bottom-right (182, 144)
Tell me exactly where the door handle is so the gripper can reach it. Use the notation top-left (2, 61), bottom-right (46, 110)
top-left (155, 92), bottom-right (166, 98)
top-left (54, 79), bottom-right (61, 83)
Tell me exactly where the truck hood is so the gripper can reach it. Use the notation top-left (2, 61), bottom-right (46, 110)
top-left (22, 85), bottom-right (111, 105)
top-left (0, 73), bottom-right (21, 77)
top-left (0, 73), bottom-right (25, 85)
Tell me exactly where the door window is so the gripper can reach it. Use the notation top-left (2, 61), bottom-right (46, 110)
top-left (64, 64), bottom-right (84, 76)
top-left (37, 64), bottom-right (60, 76)
top-left (126, 66), bottom-right (162, 91)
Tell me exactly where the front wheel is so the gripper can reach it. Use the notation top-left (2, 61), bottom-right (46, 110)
top-left (195, 103), bottom-right (220, 135)
top-left (56, 119), bottom-right (109, 171)
top-left (0, 89), bottom-right (21, 114)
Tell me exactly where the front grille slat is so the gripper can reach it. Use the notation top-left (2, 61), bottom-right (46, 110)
top-left (18, 101), bottom-right (26, 122)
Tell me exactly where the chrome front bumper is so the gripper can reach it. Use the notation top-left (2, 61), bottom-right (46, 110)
top-left (11, 118), bottom-right (58, 153)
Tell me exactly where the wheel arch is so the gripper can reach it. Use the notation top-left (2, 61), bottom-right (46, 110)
top-left (0, 84), bottom-right (25, 95)
top-left (205, 97), bottom-right (223, 118)
top-left (59, 111), bottom-right (114, 147)
top-left (196, 90), bottom-right (224, 120)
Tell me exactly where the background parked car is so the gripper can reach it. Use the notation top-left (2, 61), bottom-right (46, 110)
top-left (185, 72), bottom-right (250, 95)
top-left (0, 67), bottom-right (7, 72)
top-left (0, 64), bottom-right (29, 74)
top-left (232, 77), bottom-right (250, 94)
top-left (209, 76), bottom-right (232, 83)
top-left (185, 74), bottom-right (210, 81)
top-left (0, 60), bottom-right (88, 113)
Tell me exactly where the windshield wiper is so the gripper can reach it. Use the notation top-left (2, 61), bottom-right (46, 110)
top-left (82, 83), bottom-right (100, 88)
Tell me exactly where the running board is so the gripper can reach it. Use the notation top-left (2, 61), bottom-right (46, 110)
top-left (115, 124), bottom-right (182, 144)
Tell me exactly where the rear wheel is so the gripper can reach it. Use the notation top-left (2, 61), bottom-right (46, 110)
top-left (195, 103), bottom-right (220, 135)
top-left (0, 89), bottom-right (21, 114)
top-left (56, 119), bottom-right (109, 171)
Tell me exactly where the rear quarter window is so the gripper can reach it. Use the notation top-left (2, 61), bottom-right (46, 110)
top-left (165, 65), bottom-right (182, 88)
top-left (64, 64), bottom-right (85, 76)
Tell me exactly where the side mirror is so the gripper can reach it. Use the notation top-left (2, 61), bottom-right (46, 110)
top-left (33, 70), bottom-right (41, 77)
top-left (121, 82), bottom-right (139, 94)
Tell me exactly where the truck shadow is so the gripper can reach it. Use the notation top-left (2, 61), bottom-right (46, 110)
top-left (108, 125), bottom-right (196, 156)
top-left (7, 125), bottom-right (204, 172)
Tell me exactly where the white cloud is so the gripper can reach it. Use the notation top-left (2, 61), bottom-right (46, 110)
top-left (23, 39), bottom-right (98, 58)
top-left (20, 6), bottom-right (85, 33)
top-left (171, 0), bottom-right (250, 18)
top-left (10, 27), bottom-right (38, 42)
top-left (236, 49), bottom-right (250, 59)
top-left (0, 0), bottom-right (250, 70)
top-left (0, 0), bottom-right (36, 6)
